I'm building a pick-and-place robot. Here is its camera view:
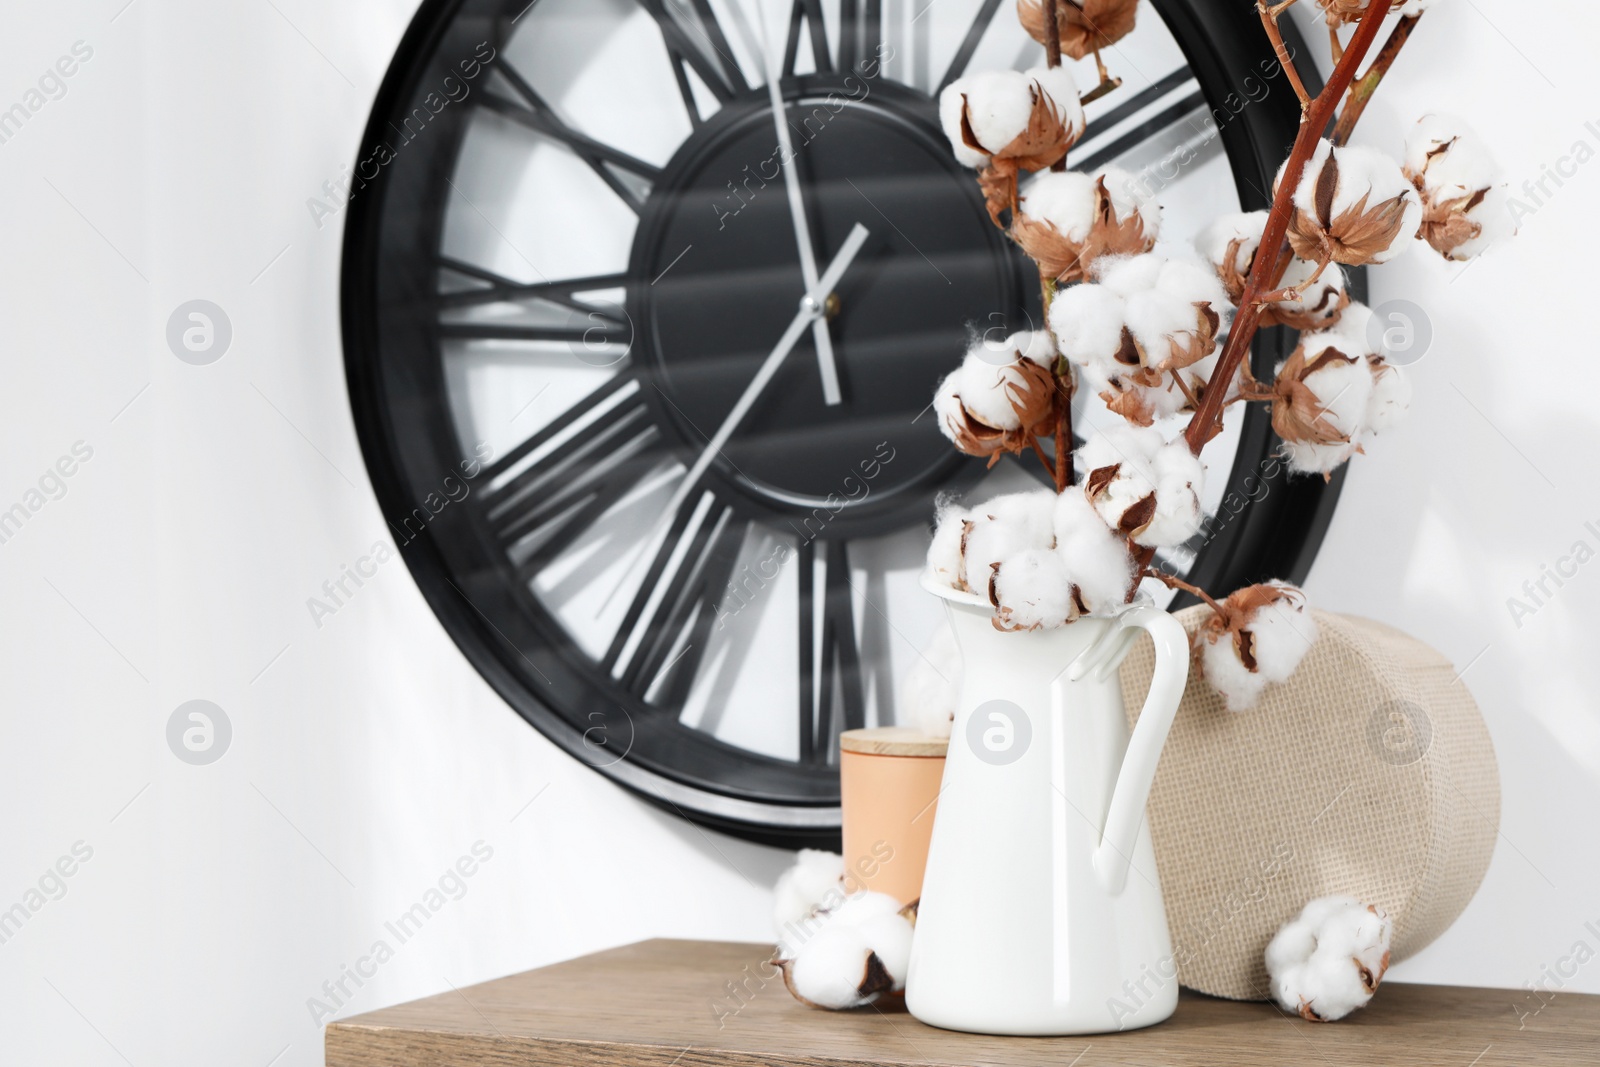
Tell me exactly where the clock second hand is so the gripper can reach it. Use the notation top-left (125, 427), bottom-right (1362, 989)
top-left (756, 0), bottom-right (843, 407)
top-left (598, 223), bottom-right (872, 621)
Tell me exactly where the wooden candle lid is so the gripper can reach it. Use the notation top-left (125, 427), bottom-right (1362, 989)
top-left (839, 726), bottom-right (949, 757)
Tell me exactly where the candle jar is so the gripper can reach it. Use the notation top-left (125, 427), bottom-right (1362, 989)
top-left (839, 727), bottom-right (949, 907)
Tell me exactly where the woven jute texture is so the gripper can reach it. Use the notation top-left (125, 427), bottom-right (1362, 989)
top-left (1118, 607), bottom-right (1500, 1001)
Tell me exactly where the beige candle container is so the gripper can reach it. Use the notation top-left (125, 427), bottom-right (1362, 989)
top-left (839, 727), bottom-right (949, 906)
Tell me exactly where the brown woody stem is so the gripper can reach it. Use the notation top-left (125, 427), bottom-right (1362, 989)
top-left (1055, 391), bottom-right (1072, 491)
top-left (1258, 2), bottom-right (1313, 109)
top-left (1332, 15), bottom-right (1423, 146)
top-left (1180, 0), bottom-right (1396, 456)
top-left (1148, 568), bottom-right (1226, 615)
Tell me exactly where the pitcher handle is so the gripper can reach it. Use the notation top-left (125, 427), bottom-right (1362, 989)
top-left (1084, 605), bottom-right (1189, 896)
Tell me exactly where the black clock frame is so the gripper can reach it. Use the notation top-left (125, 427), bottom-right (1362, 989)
top-left (341, 0), bottom-right (1351, 848)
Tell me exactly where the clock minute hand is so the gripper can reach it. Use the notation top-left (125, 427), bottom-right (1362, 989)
top-left (760, 22), bottom-right (844, 407)
top-left (600, 224), bottom-right (871, 619)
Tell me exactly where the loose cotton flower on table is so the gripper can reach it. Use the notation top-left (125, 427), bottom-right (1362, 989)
top-left (1403, 113), bottom-right (1513, 261)
top-left (1266, 896), bottom-right (1394, 1021)
top-left (1198, 581), bottom-right (1318, 711)
top-left (1014, 168), bottom-right (1161, 283)
top-left (1285, 140), bottom-right (1422, 269)
top-left (772, 889), bottom-right (916, 1011)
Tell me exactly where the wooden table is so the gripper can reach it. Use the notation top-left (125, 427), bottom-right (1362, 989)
top-left (326, 939), bottom-right (1598, 1066)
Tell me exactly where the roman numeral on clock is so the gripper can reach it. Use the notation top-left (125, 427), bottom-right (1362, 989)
top-left (798, 538), bottom-right (865, 763)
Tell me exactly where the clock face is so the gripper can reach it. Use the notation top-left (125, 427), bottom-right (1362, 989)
top-left (343, 0), bottom-right (1348, 845)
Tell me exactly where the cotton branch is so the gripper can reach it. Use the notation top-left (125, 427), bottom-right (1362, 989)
top-left (1332, 14), bottom-right (1424, 146)
top-left (1180, 0), bottom-right (1398, 456)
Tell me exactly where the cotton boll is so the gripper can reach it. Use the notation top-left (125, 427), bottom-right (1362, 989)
top-left (961, 491), bottom-right (1057, 592)
top-left (773, 850), bottom-right (845, 932)
top-left (1266, 896), bottom-right (1394, 1022)
top-left (953, 351), bottom-right (1056, 432)
top-left (1286, 140), bottom-right (1422, 267)
top-left (1015, 168), bottom-right (1161, 282)
top-left (855, 914), bottom-right (914, 986)
top-left (1077, 427), bottom-right (1204, 548)
top-left (926, 503), bottom-right (970, 590)
top-left (1247, 585), bottom-right (1319, 684)
top-left (1198, 581), bottom-right (1317, 711)
top-left (1403, 113), bottom-right (1514, 260)
top-left (897, 623), bottom-right (960, 738)
top-left (774, 891), bottom-right (916, 1010)
top-left (1196, 211), bottom-right (1267, 281)
top-left (1024, 66), bottom-right (1087, 148)
top-left (1102, 253), bottom-right (1229, 372)
top-left (1049, 280), bottom-right (1128, 376)
top-left (939, 70), bottom-right (1034, 166)
top-left (780, 924), bottom-right (886, 1010)
top-left (1199, 636), bottom-right (1269, 713)
top-left (991, 547), bottom-right (1076, 629)
top-left (1052, 491), bottom-right (1135, 616)
top-left (1271, 325), bottom-right (1376, 476)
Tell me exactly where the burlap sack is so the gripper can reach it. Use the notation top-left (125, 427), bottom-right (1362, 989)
top-left (1118, 607), bottom-right (1499, 1000)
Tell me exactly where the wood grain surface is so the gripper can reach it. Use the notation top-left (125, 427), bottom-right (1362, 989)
top-left (838, 727), bottom-right (949, 757)
top-left (325, 939), bottom-right (1592, 1067)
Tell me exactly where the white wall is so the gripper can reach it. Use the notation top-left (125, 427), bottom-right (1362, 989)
top-left (0, 2), bottom-right (1594, 1064)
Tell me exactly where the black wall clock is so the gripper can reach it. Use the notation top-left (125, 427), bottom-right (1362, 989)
top-left (342, 0), bottom-right (1351, 847)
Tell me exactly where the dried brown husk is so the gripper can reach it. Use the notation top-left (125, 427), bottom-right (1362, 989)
top-left (1217, 236), bottom-right (1349, 331)
top-left (943, 360), bottom-right (1060, 467)
top-left (1415, 187), bottom-right (1488, 261)
top-left (1287, 154), bottom-right (1412, 267)
top-left (1315, 0), bottom-right (1371, 26)
top-left (1270, 345), bottom-right (1361, 448)
top-left (1012, 176), bottom-right (1155, 283)
top-left (1017, 0), bottom-right (1139, 60)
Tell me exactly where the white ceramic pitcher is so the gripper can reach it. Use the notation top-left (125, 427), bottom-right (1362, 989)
top-left (904, 575), bottom-right (1190, 1035)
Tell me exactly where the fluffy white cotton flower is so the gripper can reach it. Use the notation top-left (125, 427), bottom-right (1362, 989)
top-left (1198, 581), bottom-right (1318, 711)
top-left (960, 490), bottom-right (1057, 593)
top-left (949, 336), bottom-right (1058, 432)
top-left (774, 890), bottom-right (915, 1011)
top-left (991, 547), bottom-right (1077, 630)
top-left (1021, 167), bottom-right (1161, 244)
top-left (1077, 426), bottom-right (1205, 548)
top-left (1285, 140), bottom-right (1422, 267)
top-left (1403, 113), bottom-right (1514, 261)
top-left (897, 623), bottom-right (959, 738)
top-left (1049, 253), bottom-right (1228, 375)
top-left (926, 501), bottom-right (971, 590)
top-left (938, 67), bottom-right (1085, 169)
top-left (1271, 318), bottom-right (1377, 476)
top-left (1197, 211), bottom-right (1349, 331)
top-left (1014, 167), bottom-right (1161, 282)
top-left (773, 850), bottom-right (846, 933)
top-left (1266, 895), bottom-right (1394, 1022)
top-left (1052, 491), bottom-right (1136, 616)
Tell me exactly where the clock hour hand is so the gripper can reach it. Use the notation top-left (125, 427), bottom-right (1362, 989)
top-left (600, 224), bottom-right (871, 617)
top-left (758, 7), bottom-right (843, 407)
